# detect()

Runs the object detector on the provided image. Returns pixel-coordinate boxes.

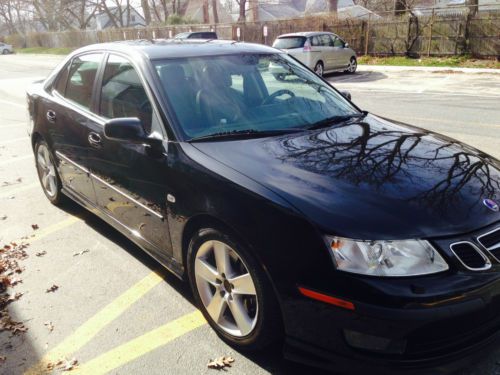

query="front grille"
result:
[478,227,500,251]
[450,242,490,270]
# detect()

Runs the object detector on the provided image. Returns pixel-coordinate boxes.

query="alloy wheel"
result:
[314,62,324,76]
[194,240,258,337]
[348,58,357,73]
[36,143,57,198]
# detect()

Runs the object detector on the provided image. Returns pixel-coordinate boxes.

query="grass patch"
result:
[358,55,500,69]
[16,47,74,55]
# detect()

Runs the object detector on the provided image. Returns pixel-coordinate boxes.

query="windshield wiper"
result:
[306,111,368,130]
[188,128,303,142]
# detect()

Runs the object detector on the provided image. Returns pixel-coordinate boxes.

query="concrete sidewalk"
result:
[358,64,500,74]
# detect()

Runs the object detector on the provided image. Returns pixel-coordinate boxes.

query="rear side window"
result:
[54,62,70,94]
[100,54,153,133]
[310,36,321,47]
[320,35,334,47]
[272,37,306,49]
[65,54,102,110]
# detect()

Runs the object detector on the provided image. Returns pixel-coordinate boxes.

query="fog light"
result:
[344,329,407,354]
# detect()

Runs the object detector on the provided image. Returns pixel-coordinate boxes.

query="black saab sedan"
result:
[27,40,500,373]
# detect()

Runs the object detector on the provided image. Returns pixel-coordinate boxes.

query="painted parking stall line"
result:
[24,269,168,375]
[72,311,206,375]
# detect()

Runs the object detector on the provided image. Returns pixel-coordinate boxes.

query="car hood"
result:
[191,114,500,239]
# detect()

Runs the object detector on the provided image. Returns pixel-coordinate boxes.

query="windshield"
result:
[154,53,359,140]
[272,37,306,49]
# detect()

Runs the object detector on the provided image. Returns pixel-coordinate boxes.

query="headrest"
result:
[159,64,186,88]
[201,64,232,88]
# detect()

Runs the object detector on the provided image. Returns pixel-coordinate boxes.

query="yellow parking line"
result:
[0,182,39,199]
[72,311,206,375]
[27,216,82,244]
[24,270,167,375]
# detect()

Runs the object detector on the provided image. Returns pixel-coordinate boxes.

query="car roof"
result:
[72,39,278,60]
[277,32,335,38]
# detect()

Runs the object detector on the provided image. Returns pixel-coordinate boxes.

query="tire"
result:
[35,139,65,206]
[2,49,8,55]
[345,57,357,74]
[314,61,324,77]
[187,227,282,351]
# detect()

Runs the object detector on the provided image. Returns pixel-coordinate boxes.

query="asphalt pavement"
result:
[0,53,499,375]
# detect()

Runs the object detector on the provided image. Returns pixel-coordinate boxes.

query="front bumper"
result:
[281,270,500,374]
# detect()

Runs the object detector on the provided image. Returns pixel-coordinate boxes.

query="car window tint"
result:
[54,62,70,95]
[65,54,102,109]
[333,37,344,47]
[319,35,333,47]
[154,53,358,139]
[100,55,153,134]
[272,37,306,49]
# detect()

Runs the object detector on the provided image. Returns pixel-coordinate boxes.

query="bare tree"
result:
[212,0,219,23]
[141,0,151,24]
[236,0,246,21]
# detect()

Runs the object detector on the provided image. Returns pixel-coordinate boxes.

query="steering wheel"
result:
[262,89,295,105]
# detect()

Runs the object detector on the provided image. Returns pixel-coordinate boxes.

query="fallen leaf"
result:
[0,215,6,221]
[35,251,47,257]
[73,249,89,257]
[31,224,39,230]
[207,356,235,370]
[0,355,5,363]
[46,285,59,293]
[44,321,54,332]
[61,358,78,371]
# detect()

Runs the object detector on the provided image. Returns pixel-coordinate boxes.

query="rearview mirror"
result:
[104,118,148,143]
[340,91,352,101]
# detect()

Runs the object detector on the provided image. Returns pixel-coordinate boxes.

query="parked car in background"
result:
[272,32,357,76]
[0,42,13,54]
[174,31,218,40]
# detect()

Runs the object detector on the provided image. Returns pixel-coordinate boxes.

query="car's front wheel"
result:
[187,228,281,350]
[35,140,64,205]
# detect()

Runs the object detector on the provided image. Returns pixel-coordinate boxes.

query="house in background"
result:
[95,5,146,30]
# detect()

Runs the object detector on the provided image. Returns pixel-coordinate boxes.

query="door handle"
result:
[88,132,102,148]
[46,110,56,123]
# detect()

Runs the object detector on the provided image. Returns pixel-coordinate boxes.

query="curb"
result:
[358,64,500,74]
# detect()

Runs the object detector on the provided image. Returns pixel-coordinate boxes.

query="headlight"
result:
[325,236,449,277]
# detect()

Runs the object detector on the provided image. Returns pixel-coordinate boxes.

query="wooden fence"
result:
[6,8,500,58]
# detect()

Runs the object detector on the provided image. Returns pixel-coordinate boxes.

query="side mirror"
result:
[104,117,148,143]
[344,43,349,48]
[340,91,352,101]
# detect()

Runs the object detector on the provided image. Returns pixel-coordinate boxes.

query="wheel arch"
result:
[31,131,43,151]
[180,212,285,316]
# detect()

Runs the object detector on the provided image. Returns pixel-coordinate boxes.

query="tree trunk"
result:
[238,0,246,22]
[212,0,219,23]
[141,0,151,24]
[202,0,209,23]
[328,0,338,12]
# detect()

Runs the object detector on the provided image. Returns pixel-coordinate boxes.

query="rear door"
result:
[49,53,104,204]
[87,53,173,259]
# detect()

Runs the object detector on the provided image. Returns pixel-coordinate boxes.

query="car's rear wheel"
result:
[2,49,8,55]
[187,227,281,350]
[314,61,324,77]
[35,140,64,205]
[345,57,357,74]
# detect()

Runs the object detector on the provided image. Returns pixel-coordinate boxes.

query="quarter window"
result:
[65,54,102,110]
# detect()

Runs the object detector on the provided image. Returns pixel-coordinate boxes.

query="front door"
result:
[50,53,104,205]
[88,54,173,260]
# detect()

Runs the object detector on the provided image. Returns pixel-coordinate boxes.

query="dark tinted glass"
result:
[54,62,70,94]
[65,54,102,109]
[100,55,153,133]
[272,37,306,49]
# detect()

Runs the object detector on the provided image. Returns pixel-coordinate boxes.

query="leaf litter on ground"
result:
[207,356,235,370]
[73,249,89,257]
[46,284,59,293]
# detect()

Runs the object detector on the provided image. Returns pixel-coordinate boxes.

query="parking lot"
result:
[0,53,499,374]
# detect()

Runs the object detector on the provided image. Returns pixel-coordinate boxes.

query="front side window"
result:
[65,53,102,109]
[333,36,344,48]
[100,55,153,133]
[154,53,358,140]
